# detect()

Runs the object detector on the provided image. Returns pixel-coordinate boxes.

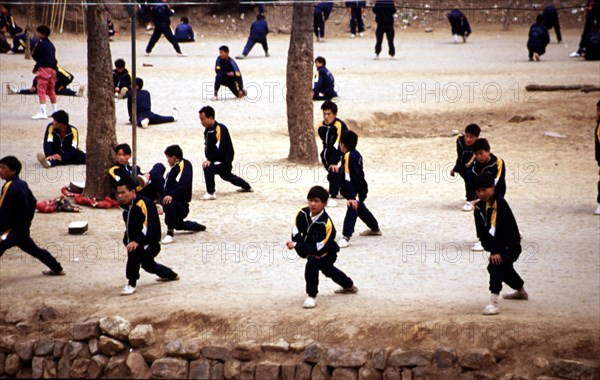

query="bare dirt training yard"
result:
[1,22,599,377]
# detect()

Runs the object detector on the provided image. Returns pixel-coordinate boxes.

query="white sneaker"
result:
[595,204,600,215]
[453,34,460,43]
[303,297,317,309]
[390,55,398,60]
[359,32,364,37]
[534,52,540,61]
[350,33,356,38]
[121,285,136,296]
[482,303,499,315]
[472,242,484,251]
[6,83,17,94]
[177,52,187,57]
[37,152,50,168]
[141,118,150,129]
[240,12,245,20]
[569,51,581,58]
[172,107,179,121]
[77,84,86,97]
[210,95,218,101]
[201,193,217,201]
[374,54,380,60]
[461,202,474,212]
[162,235,174,244]
[338,237,350,248]
[32,113,48,120]
[327,198,337,207]
[146,24,153,30]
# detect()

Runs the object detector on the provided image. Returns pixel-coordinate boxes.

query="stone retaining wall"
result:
[0,316,598,379]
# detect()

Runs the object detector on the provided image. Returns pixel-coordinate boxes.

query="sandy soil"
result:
[1,22,599,375]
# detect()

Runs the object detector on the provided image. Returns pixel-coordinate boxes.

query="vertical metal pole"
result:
[129,4,138,177]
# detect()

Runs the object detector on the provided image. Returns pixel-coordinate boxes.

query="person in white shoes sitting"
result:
[36,110,86,168]
[286,186,358,309]
[472,173,528,316]
[115,177,179,296]
[127,78,178,129]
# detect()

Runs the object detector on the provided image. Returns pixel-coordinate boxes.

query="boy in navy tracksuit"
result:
[338,130,382,248]
[199,106,253,200]
[542,3,562,42]
[594,100,600,215]
[345,1,366,38]
[37,110,86,168]
[373,0,396,59]
[127,78,177,128]
[472,173,527,315]
[286,185,358,309]
[31,25,58,120]
[450,123,481,211]
[313,1,333,42]
[0,156,65,275]
[237,14,269,59]
[116,177,179,296]
[527,14,550,61]
[213,45,245,100]
[318,100,348,206]
[108,143,165,202]
[447,9,471,43]
[113,58,131,99]
[313,56,337,101]
[145,0,185,56]
[0,5,24,53]
[161,145,205,244]
[174,17,195,43]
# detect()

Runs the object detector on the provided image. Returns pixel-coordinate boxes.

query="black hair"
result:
[115,58,126,69]
[307,185,329,203]
[471,138,491,153]
[471,172,495,191]
[321,100,338,115]
[36,25,51,37]
[257,14,265,20]
[114,143,132,155]
[135,77,144,89]
[116,176,137,191]
[340,130,358,151]
[536,14,544,24]
[464,123,481,137]
[219,45,229,53]
[596,100,600,107]
[181,16,189,23]
[315,56,326,66]
[199,106,215,119]
[0,155,21,176]
[51,110,69,125]
[164,145,183,160]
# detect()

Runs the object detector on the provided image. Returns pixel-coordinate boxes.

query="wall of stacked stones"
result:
[0,316,598,379]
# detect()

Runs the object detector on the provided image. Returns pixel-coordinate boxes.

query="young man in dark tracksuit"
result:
[472,173,527,315]
[572,0,600,57]
[338,130,382,248]
[0,5,24,53]
[313,1,333,42]
[373,0,396,59]
[542,3,562,42]
[450,123,481,211]
[127,77,177,128]
[237,14,269,59]
[116,177,179,296]
[213,45,245,100]
[318,100,348,207]
[108,143,165,201]
[145,0,186,56]
[174,17,194,43]
[470,138,506,198]
[313,56,338,101]
[594,100,600,215]
[161,145,205,244]
[37,110,86,168]
[199,106,253,200]
[113,58,131,99]
[286,185,358,309]
[447,9,472,43]
[346,1,366,38]
[527,14,550,61]
[0,156,64,275]
[31,25,58,120]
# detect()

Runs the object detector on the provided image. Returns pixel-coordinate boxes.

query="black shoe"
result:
[157,275,180,282]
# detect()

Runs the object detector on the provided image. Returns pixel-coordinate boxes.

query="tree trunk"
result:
[24,3,35,60]
[286,3,318,165]
[83,2,117,198]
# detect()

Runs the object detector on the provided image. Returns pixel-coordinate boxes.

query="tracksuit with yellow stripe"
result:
[0,176,63,272]
[318,117,348,198]
[291,207,354,298]
[453,134,476,201]
[470,153,506,197]
[42,123,86,167]
[121,194,177,287]
[108,162,165,201]
[164,159,204,233]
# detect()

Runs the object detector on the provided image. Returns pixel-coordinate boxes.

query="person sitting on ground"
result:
[313,56,338,101]
[7,66,85,97]
[36,110,86,168]
[127,77,178,128]
[174,16,195,43]
[0,22,11,53]
[113,58,131,99]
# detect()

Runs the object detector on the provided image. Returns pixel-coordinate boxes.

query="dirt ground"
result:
[1,22,599,376]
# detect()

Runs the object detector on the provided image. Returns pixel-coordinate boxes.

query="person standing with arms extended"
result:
[145,0,186,57]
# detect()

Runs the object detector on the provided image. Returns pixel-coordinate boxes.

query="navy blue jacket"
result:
[121,194,161,246]
[313,66,337,97]
[113,68,132,90]
[215,56,243,89]
[0,12,22,36]
[474,194,521,254]
[42,123,83,161]
[249,19,269,41]
[151,3,174,27]
[318,117,348,166]
[453,135,475,173]
[127,89,152,119]
[527,22,550,51]
[204,122,235,164]
[448,9,471,35]
[291,207,339,258]
[340,150,369,201]
[164,158,193,203]
[175,23,194,41]
[108,163,143,191]
[0,177,36,235]
[31,38,57,71]
[373,0,396,26]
